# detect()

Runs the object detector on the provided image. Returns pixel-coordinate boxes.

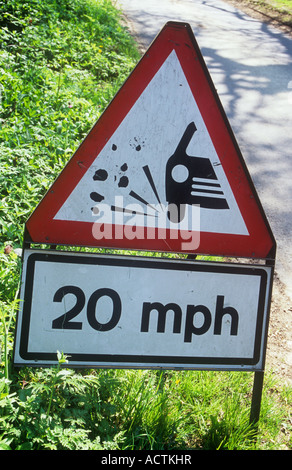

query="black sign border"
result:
[15,251,269,369]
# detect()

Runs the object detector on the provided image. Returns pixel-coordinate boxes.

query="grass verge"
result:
[231,0,292,28]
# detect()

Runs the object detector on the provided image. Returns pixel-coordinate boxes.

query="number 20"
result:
[52,286,122,331]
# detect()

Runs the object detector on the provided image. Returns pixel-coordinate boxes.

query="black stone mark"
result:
[91,206,100,215]
[130,137,145,151]
[118,176,129,188]
[112,144,117,151]
[93,169,108,181]
[120,163,128,171]
[90,192,104,202]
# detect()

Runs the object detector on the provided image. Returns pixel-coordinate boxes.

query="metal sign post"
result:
[249,252,276,426]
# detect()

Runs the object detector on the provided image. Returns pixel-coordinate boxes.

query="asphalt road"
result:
[118,0,292,300]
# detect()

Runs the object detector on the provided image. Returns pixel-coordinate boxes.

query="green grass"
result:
[1,355,291,450]
[240,0,292,26]
[256,0,292,14]
[0,0,291,451]
[0,0,140,246]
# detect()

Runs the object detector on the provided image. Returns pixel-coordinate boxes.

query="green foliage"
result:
[0,0,140,246]
[0,353,120,450]
[1,362,291,450]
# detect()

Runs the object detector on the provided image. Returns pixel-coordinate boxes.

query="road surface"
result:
[118,0,292,300]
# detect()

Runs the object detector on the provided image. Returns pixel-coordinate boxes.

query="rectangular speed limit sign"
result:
[14,249,272,370]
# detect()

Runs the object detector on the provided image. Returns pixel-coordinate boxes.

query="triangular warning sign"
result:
[25,22,275,258]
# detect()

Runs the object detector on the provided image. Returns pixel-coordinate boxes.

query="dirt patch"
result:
[225,0,292,36]
[222,256,292,384]
[266,274,292,385]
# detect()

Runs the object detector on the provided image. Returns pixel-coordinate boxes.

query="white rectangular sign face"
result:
[14,250,272,370]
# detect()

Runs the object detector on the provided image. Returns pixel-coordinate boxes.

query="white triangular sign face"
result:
[26,22,275,258]
[54,51,248,237]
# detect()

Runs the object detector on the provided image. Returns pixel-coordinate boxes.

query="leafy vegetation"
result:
[0,0,291,451]
[0,0,140,246]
